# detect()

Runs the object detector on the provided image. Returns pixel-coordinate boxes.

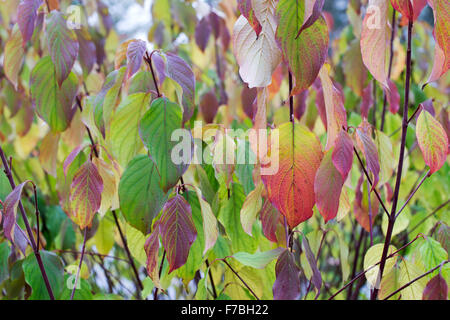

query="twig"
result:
[144,51,162,97]
[153,250,166,300]
[0,147,55,300]
[222,259,260,300]
[205,259,217,299]
[407,200,450,235]
[394,169,430,219]
[383,261,449,300]
[70,227,88,300]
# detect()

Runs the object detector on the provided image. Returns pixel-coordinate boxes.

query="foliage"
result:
[0,0,448,301]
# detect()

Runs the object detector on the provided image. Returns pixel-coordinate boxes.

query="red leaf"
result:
[69,160,103,229]
[385,79,400,114]
[332,130,354,181]
[391,0,414,21]
[76,29,97,76]
[273,249,301,300]
[241,84,257,119]
[159,195,197,273]
[145,220,162,289]
[315,150,345,222]
[356,123,380,191]
[422,273,448,300]
[237,0,262,37]
[195,16,212,52]
[360,82,374,119]
[260,199,281,243]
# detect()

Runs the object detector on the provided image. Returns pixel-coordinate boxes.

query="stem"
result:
[288,72,294,122]
[153,250,166,300]
[70,228,88,300]
[205,259,217,299]
[112,210,144,295]
[353,147,390,218]
[0,147,55,300]
[144,52,162,97]
[347,227,365,299]
[223,259,260,300]
[75,96,99,158]
[366,178,373,246]
[383,261,448,300]
[380,10,397,132]
[408,200,450,235]
[371,20,413,300]
[329,234,421,300]
[372,79,377,128]
[394,169,430,219]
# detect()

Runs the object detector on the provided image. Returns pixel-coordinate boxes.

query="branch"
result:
[0,146,55,300]
[394,169,430,219]
[371,20,414,300]
[222,259,260,300]
[153,250,166,300]
[383,261,449,300]
[205,259,217,299]
[408,200,450,235]
[144,51,162,98]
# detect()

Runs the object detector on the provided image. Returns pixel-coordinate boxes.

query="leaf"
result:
[3,181,30,252]
[356,123,380,191]
[38,131,60,177]
[17,0,43,45]
[75,28,97,76]
[93,213,115,255]
[69,160,103,229]
[261,123,323,228]
[273,249,301,300]
[422,273,448,300]
[30,56,78,132]
[93,158,119,216]
[140,97,192,192]
[218,183,257,254]
[276,0,329,94]
[301,234,322,294]
[260,199,282,243]
[332,130,354,181]
[375,129,395,185]
[391,0,414,21]
[144,221,161,288]
[199,91,219,124]
[0,242,11,284]
[159,195,197,273]
[232,0,281,88]
[416,109,448,175]
[46,11,79,85]
[360,82,374,119]
[4,26,24,89]
[426,0,450,83]
[126,39,147,78]
[364,243,397,288]
[240,182,264,236]
[417,237,448,272]
[195,16,212,52]
[160,52,196,123]
[119,155,167,234]
[385,79,400,114]
[295,0,325,38]
[192,186,218,254]
[360,0,390,87]
[399,259,427,300]
[237,0,262,36]
[343,39,367,97]
[315,150,345,222]
[318,65,347,150]
[232,247,285,269]
[22,251,64,300]
[125,223,147,266]
[109,93,151,167]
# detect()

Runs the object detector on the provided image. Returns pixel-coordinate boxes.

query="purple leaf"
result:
[3,182,30,251]
[165,52,196,123]
[241,84,257,119]
[195,16,212,52]
[126,40,147,79]
[423,273,448,300]
[295,90,308,120]
[237,0,262,37]
[159,195,197,273]
[97,1,113,35]
[199,91,219,124]
[273,249,301,300]
[360,81,373,119]
[332,130,354,181]
[63,145,86,176]
[17,0,43,45]
[296,0,325,38]
[46,11,79,85]
[76,29,96,76]
[145,220,161,288]
[301,234,322,295]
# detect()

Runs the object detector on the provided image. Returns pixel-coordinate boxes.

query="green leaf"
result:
[4,25,24,89]
[232,247,285,269]
[109,93,151,167]
[140,97,192,192]
[119,155,167,234]
[60,276,93,300]
[30,56,78,132]
[22,251,64,300]
[0,242,11,284]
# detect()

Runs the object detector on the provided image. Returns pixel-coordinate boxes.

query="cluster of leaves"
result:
[0,0,448,300]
